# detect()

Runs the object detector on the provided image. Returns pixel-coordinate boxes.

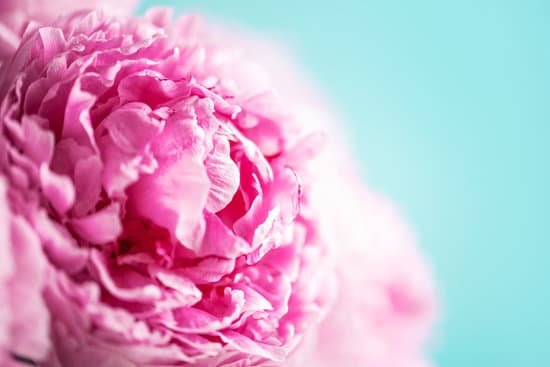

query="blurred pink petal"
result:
[0,178,50,364]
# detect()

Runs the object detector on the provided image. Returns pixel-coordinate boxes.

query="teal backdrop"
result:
[139,1,550,365]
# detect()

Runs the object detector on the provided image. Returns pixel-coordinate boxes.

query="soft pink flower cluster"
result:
[0,3,436,367]
[288,174,436,367]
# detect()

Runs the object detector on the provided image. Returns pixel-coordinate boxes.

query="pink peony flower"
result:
[0,0,137,63]
[0,8,335,366]
[0,4,437,366]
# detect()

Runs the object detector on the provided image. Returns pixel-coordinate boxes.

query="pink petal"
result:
[62,77,97,150]
[198,211,249,258]
[37,27,65,65]
[118,71,185,106]
[205,135,239,213]
[176,256,235,285]
[99,134,158,198]
[126,154,209,249]
[216,330,285,362]
[70,203,122,244]
[101,102,164,154]
[22,115,54,165]
[88,251,163,303]
[149,267,202,306]
[72,155,102,217]
[40,164,75,215]
[31,210,87,274]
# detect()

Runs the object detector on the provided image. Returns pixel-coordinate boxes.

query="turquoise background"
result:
[139,1,550,365]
